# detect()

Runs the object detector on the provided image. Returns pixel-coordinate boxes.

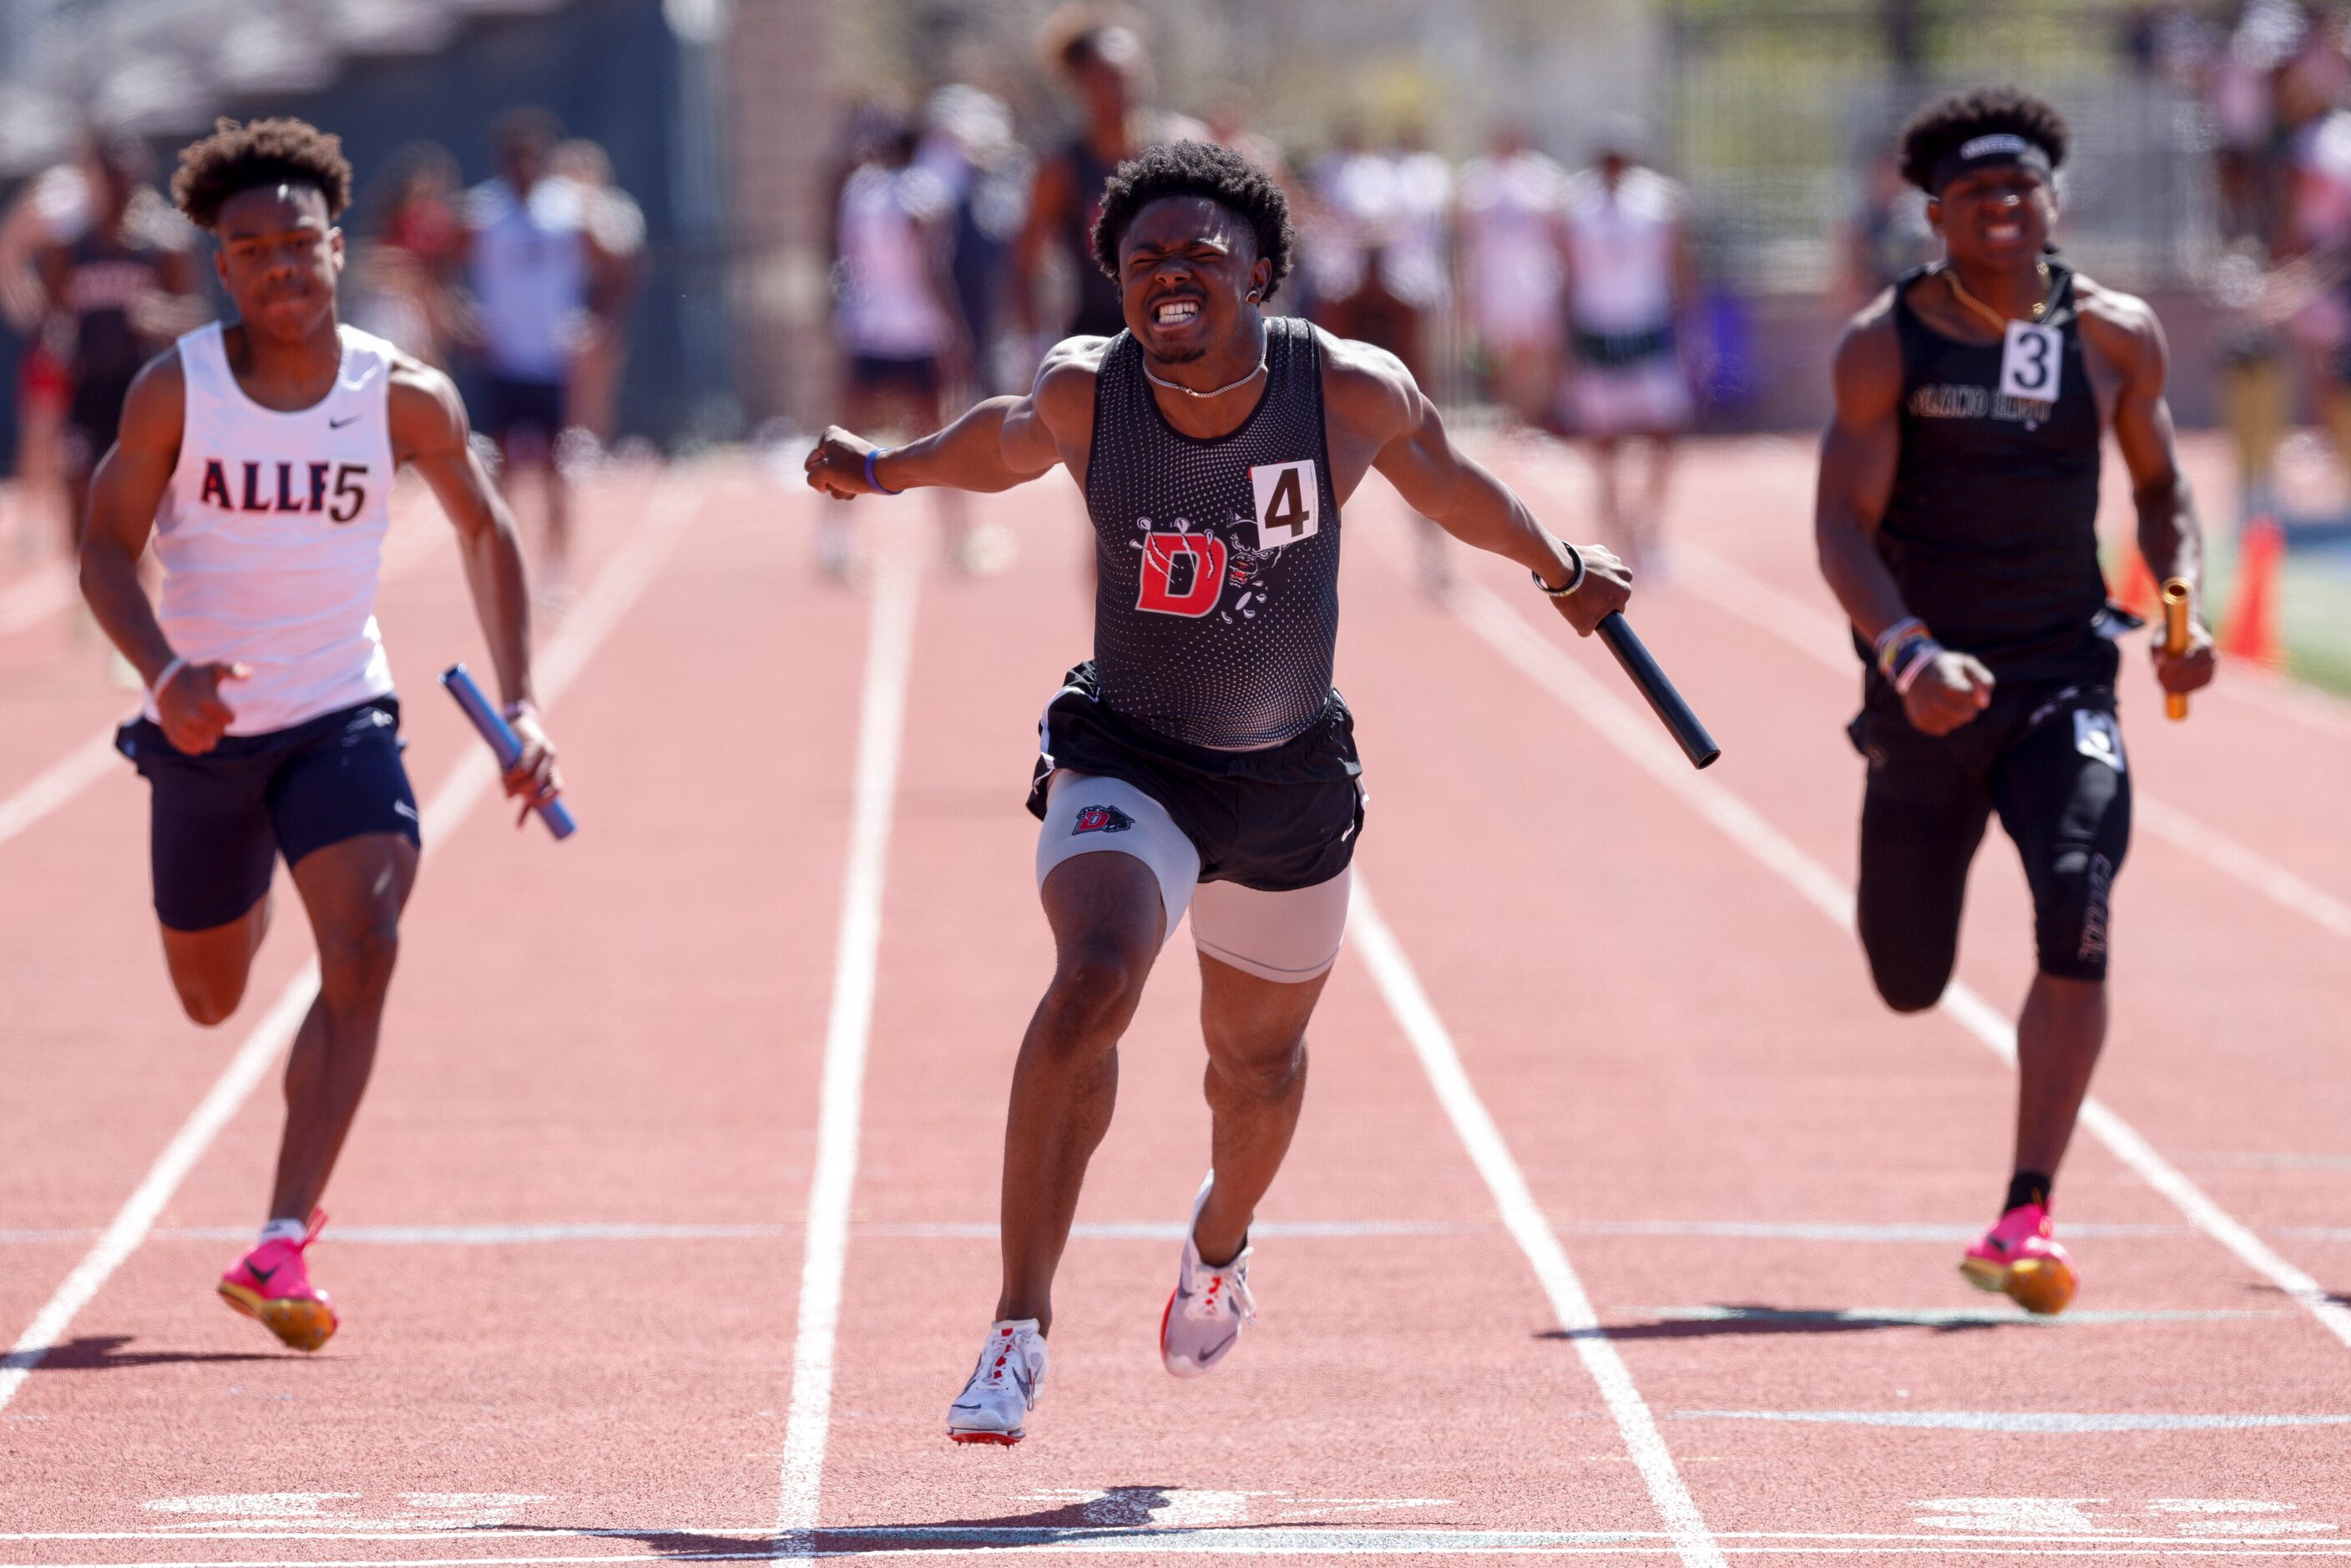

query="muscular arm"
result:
[388,365,535,709]
[1336,337,1631,632]
[1814,310,1912,643]
[2084,290,2215,694]
[804,341,1092,498]
[1816,301,1994,732]
[389,361,559,807]
[78,351,185,687]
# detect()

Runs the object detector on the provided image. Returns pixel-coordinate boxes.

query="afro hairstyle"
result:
[1898,87,2070,193]
[1090,139,1296,301]
[170,117,352,230]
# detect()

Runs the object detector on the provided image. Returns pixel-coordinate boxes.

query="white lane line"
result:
[0,1218,1483,1246]
[1562,1219,2188,1242]
[771,547,918,1561]
[1447,575,2351,1353]
[1681,1409,2351,1433]
[0,730,120,849]
[0,562,73,635]
[0,474,708,1412]
[1347,882,1726,1568]
[1672,543,2351,945]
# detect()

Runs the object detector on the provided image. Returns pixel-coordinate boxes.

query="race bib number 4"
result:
[1250,459,1320,547]
[2000,321,2064,403]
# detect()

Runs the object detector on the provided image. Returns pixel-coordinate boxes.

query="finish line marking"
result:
[0,474,710,1414]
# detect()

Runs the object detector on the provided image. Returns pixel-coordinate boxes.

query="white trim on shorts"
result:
[1034,771,1352,984]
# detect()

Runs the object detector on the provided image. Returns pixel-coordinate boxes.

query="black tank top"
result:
[1085,316,1342,750]
[62,230,171,389]
[1061,137,1128,337]
[1879,263,2109,681]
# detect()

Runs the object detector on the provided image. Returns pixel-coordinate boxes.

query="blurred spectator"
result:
[1454,123,1570,432]
[458,107,611,597]
[0,157,92,559]
[1014,6,1204,351]
[552,138,646,448]
[349,141,463,367]
[918,84,1029,397]
[1560,118,1696,573]
[37,132,201,550]
[824,115,995,577]
[1837,149,1933,313]
[1307,122,1454,591]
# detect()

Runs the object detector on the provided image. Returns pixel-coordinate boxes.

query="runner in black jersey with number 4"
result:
[1817,90,2215,1317]
[806,140,1630,1444]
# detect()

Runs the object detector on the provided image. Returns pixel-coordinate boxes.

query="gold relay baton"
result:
[2161,578,2192,721]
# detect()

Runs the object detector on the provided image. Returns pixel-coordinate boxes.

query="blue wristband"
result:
[864,448,902,496]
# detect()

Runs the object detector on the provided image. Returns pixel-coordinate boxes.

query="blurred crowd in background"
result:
[14,0,2351,579]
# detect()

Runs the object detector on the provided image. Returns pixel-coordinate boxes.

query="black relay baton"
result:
[1595,612,1721,770]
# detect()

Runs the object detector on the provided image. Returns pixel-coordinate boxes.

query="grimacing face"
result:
[214,183,343,343]
[1930,163,2055,274]
[1115,195,1272,366]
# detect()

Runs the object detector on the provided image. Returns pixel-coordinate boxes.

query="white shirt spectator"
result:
[464,176,590,383]
[1456,148,1570,346]
[833,162,954,361]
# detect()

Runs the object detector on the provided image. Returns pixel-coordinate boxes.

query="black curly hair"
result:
[1898,87,2069,193]
[170,117,353,230]
[1090,140,1296,301]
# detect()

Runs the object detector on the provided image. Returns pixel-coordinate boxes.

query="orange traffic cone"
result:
[2111,542,2160,620]
[2220,514,2285,667]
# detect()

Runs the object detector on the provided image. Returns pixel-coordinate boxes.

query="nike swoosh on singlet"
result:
[328,414,362,428]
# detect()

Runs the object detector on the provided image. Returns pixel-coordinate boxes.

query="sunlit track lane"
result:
[0,464,864,1549]
[1338,482,2351,1548]
[809,484,1666,1550]
[1481,439,2351,1254]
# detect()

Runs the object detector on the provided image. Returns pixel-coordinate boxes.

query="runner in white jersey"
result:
[80,119,563,1354]
[1454,125,1570,431]
[1560,119,1697,571]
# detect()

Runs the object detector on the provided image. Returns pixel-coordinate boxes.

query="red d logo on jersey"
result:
[1137,531,1227,618]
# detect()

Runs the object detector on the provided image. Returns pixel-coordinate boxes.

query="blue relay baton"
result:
[439,663,577,840]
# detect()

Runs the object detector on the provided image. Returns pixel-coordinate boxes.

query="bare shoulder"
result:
[1829,290,1903,408]
[1029,333,1112,432]
[116,343,189,448]
[1313,323,1418,438]
[2071,272,2166,375]
[386,352,468,431]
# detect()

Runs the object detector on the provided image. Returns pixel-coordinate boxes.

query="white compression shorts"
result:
[1034,771,1352,984]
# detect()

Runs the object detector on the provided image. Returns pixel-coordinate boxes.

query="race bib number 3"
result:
[2000,321,2064,402]
[1250,459,1320,547]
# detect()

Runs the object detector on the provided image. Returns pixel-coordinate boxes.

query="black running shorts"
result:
[1849,663,2131,1004]
[1027,662,1365,893]
[116,697,421,932]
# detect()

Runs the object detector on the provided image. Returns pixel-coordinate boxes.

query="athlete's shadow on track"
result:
[18,1334,287,1369]
[1547,1306,2037,1339]
[508,1489,1321,1558]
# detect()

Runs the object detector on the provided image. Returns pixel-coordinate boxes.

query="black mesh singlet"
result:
[1875,263,2109,681]
[1085,316,1342,750]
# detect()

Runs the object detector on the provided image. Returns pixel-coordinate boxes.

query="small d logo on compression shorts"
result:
[1073,804,1135,834]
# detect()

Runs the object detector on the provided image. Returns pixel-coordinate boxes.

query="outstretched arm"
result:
[803,345,1084,498]
[1351,348,1631,633]
[389,364,559,814]
[2093,300,2215,698]
[1815,310,1993,735]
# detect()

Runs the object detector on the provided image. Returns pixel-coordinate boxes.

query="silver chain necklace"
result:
[1140,357,1267,399]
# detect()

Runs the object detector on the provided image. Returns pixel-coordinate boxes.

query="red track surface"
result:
[4,441,2349,1563]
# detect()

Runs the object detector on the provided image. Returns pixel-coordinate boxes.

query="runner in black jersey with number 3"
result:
[1817,90,2215,1317]
[806,140,1630,1444]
